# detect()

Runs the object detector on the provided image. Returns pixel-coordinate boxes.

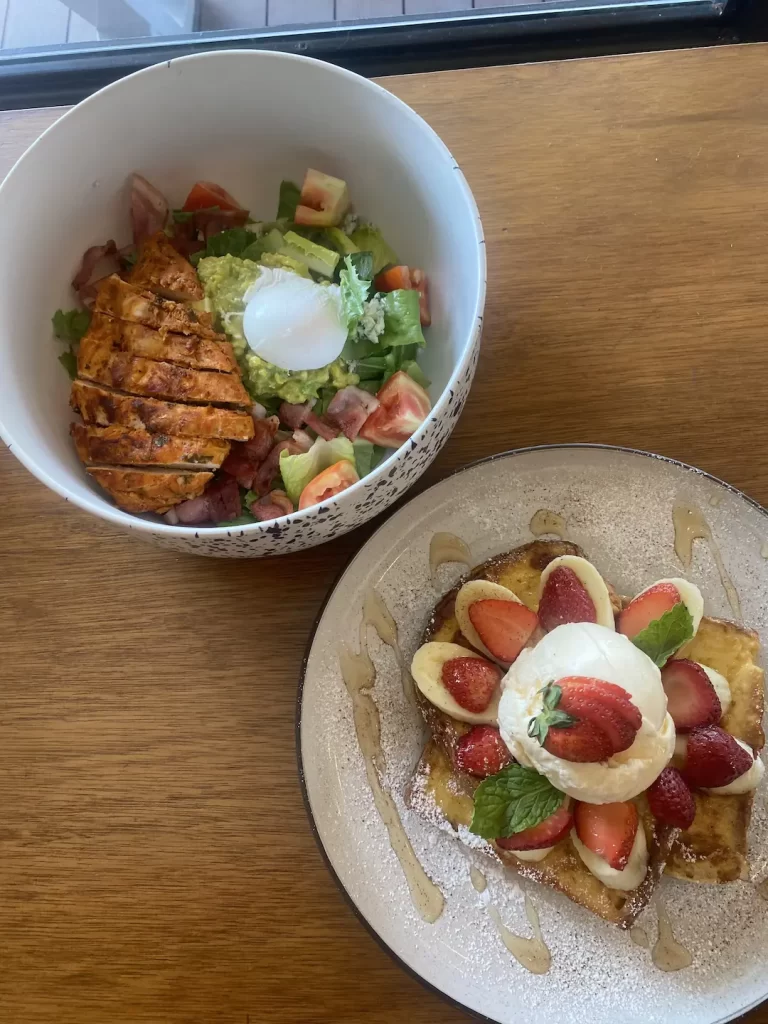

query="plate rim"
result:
[295,442,768,1024]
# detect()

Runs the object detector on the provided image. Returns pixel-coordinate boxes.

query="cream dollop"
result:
[571,822,648,890]
[498,622,675,803]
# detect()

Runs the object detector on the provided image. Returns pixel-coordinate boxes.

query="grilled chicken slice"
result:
[71,423,230,469]
[129,231,204,302]
[94,275,218,339]
[84,313,237,373]
[87,466,212,514]
[71,380,255,441]
[77,333,250,407]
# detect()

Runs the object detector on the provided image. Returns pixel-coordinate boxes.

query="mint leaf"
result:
[470,763,566,840]
[52,308,90,344]
[631,601,694,667]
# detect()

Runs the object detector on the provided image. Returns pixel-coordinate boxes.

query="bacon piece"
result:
[174,495,210,525]
[250,489,294,522]
[304,410,339,441]
[279,401,312,431]
[253,433,312,496]
[326,386,380,441]
[130,173,169,245]
[220,416,279,488]
[173,475,241,525]
[72,240,118,303]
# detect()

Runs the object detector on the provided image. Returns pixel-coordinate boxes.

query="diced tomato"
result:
[298,460,359,511]
[374,265,431,327]
[182,181,243,213]
[358,371,431,448]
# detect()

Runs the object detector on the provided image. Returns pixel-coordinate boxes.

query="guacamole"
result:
[197,254,358,404]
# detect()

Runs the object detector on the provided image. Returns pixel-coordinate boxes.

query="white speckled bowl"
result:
[0,50,484,558]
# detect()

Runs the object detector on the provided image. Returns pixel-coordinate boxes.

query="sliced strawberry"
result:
[646,766,695,829]
[496,800,573,851]
[574,800,639,870]
[660,659,721,731]
[617,582,680,639]
[541,718,613,763]
[455,725,512,778]
[538,566,596,632]
[441,657,502,713]
[558,676,642,754]
[683,724,754,789]
[468,599,538,664]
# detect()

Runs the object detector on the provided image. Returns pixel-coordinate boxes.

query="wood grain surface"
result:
[2,44,768,1024]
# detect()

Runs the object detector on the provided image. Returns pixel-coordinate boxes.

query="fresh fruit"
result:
[455,725,512,778]
[528,677,641,762]
[538,566,597,632]
[374,265,431,326]
[496,801,573,851]
[684,724,754,789]
[298,460,359,510]
[617,582,680,639]
[182,180,243,213]
[468,599,539,664]
[646,767,696,829]
[574,800,639,870]
[661,659,721,731]
[441,657,502,714]
[358,371,431,448]
[294,168,350,227]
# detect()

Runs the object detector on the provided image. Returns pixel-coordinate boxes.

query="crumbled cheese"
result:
[342,210,360,236]
[355,295,385,346]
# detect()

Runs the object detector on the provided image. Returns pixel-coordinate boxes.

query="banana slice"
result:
[538,555,615,630]
[411,641,501,725]
[454,579,524,664]
[508,847,553,863]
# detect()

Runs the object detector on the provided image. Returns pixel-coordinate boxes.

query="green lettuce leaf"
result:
[352,439,376,478]
[470,763,566,840]
[58,349,78,380]
[279,436,356,505]
[379,290,426,349]
[348,250,374,282]
[631,602,694,667]
[401,359,430,389]
[52,308,90,344]
[339,255,371,332]
[277,180,301,220]
[350,225,398,275]
[203,227,261,259]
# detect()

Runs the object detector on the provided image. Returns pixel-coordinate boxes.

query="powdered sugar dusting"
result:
[300,447,768,1024]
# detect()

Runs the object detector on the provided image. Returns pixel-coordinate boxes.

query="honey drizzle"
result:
[429,532,472,579]
[529,509,567,539]
[651,902,692,972]
[363,588,415,705]
[672,503,741,619]
[488,894,551,975]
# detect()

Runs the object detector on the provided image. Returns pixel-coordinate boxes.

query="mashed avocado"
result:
[198,254,358,404]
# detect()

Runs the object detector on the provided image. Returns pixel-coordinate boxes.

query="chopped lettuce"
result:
[352,439,376,478]
[339,255,371,332]
[279,436,356,505]
[53,308,90,344]
[277,180,301,221]
[201,227,261,259]
[58,349,78,379]
[350,224,398,275]
[379,290,426,348]
[401,359,431,389]
[347,250,374,282]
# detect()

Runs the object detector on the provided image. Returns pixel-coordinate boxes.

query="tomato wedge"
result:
[298,460,359,511]
[358,370,431,448]
[374,265,431,327]
[182,181,243,213]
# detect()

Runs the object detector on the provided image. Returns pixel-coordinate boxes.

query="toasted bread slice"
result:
[71,380,255,442]
[94,275,218,339]
[78,332,250,407]
[86,465,212,514]
[129,231,204,302]
[665,616,764,882]
[71,423,230,470]
[85,313,237,373]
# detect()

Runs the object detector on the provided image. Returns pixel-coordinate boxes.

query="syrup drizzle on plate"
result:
[630,925,650,948]
[362,588,415,705]
[429,532,473,580]
[488,894,551,975]
[672,503,741,619]
[651,902,692,972]
[339,613,444,924]
[529,509,567,539]
[470,867,487,893]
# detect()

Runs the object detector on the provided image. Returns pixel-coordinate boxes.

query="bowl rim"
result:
[0,47,486,538]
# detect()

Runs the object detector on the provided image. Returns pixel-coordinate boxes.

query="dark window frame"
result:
[0,0,763,111]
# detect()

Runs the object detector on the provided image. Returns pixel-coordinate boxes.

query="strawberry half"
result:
[660,659,721,731]
[496,800,573,851]
[646,766,695,829]
[683,724,754,789]
[528,677,641,763]
[455,725,513,778]
[468,599,538,664]
[538,566,596,632]
[574,800,639,870]
[441,656,502,713]
[617,582,680,639]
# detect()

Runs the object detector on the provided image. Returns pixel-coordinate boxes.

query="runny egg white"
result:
[242,267,346,371]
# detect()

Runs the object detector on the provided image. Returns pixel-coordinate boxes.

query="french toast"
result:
[406,541,765,926]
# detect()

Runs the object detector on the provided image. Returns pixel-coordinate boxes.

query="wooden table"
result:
[2,42,768,1024]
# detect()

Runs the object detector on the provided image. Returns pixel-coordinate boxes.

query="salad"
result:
[55,169,433,526]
